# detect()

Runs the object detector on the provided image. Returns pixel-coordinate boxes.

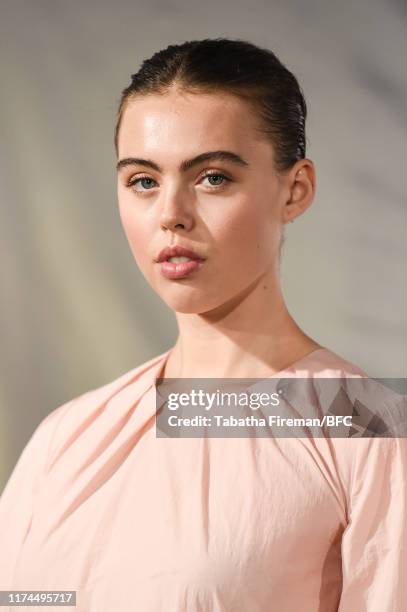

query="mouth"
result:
[156,245,206,280]
[156,245,205,262]
[160,257,204,279]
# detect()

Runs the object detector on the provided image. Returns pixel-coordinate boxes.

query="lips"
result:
[156,245,205,263]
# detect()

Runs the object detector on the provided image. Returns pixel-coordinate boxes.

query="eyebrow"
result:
[116,150,249,173]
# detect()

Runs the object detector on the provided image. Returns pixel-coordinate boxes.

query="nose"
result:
[159,187,195,233]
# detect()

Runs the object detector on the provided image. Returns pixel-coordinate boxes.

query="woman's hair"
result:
[114,38,307,173]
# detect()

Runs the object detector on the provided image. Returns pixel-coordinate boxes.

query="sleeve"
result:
[338,436,407,611]
[0,406,67,588]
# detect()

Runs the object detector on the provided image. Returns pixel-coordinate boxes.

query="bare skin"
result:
[116,86,322,378]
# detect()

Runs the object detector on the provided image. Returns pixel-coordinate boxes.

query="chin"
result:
[156,283,226,315]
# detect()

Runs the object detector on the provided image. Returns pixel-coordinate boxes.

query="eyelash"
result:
[126,171,231,193]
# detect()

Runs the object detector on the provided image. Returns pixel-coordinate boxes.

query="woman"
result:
[0,38,405,611]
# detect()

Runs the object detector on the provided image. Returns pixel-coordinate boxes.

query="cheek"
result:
[209,194,277,274]
[118,193,152,270]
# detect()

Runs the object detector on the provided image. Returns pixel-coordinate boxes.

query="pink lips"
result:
[156,245,205,279]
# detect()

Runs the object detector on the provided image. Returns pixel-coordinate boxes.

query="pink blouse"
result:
[0,347,406,611]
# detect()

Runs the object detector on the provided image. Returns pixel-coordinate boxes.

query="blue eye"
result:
[202,173,230,187]
[207,174,224,185]
[126,172,230,193]
[128,176,158,191]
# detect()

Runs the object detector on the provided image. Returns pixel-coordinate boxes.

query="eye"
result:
[127,175,158,192]
[200,172,230,188]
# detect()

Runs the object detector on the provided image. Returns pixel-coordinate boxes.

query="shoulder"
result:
[21,350,170,478]
[48,348,169,415]
[76,349,170,402]
[304,348,406,502]
[304,347,369,378]
[316,348,407,436]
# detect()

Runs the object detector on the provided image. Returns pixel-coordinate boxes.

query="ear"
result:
[282,160,316,224]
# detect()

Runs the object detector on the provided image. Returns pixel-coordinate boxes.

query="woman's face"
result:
[117,88,293,314]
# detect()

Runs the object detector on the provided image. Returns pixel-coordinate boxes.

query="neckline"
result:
[153,346,328,387]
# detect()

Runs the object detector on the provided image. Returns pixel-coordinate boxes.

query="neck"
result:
[164,267,321,378]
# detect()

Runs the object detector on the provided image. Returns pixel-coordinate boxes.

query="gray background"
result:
[1,0,406,491]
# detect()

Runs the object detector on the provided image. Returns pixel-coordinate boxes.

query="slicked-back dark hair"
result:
[114,38,307,173]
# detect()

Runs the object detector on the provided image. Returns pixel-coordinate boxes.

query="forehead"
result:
[117,89,270,160]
